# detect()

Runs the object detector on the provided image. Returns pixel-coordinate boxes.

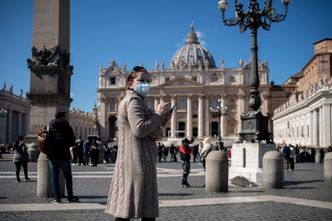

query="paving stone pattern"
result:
[0,159,331,221]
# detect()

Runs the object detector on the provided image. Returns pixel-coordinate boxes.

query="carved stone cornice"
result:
[27,45,73,73]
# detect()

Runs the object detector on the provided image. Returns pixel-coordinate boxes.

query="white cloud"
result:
[196,31,207,47]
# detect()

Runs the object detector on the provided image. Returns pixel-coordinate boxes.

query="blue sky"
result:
[1,0,332,112]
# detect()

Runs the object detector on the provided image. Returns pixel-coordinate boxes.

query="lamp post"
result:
[210,99,229,150]
[0,107,8,118]
[217,0,290,142]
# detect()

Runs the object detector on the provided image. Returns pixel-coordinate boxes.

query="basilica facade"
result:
[97,26,281,142]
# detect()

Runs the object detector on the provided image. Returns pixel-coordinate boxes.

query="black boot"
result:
[181,178,190,188]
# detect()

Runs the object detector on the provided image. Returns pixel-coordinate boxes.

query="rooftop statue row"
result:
[1,81,25,98]
[274,77,331,115]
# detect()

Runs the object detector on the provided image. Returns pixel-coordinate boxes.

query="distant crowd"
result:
[276,142,332,171]
[1,139,332,166]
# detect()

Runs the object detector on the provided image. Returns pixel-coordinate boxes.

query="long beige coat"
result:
[105,90,164,218]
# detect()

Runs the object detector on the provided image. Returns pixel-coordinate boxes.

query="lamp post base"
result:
[239,111,271,143]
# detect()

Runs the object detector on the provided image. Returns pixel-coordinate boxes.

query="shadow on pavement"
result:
[158,193,194,196]
[284,180,324,186]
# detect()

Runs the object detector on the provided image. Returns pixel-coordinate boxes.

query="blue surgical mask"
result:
[134,81,150,97]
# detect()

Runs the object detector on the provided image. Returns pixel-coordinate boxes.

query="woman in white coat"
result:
[105,66,171,221]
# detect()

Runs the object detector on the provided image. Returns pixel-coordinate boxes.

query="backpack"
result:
[282,146,290,157]
[36,126,51,155]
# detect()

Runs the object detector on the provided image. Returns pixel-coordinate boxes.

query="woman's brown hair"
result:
[127,66,148,84]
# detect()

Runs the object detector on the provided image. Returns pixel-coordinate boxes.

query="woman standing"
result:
[199,137,213,171]
[13,136,30,182]
[105,66,171,221]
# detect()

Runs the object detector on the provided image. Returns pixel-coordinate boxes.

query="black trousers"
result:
[15,161,28,180]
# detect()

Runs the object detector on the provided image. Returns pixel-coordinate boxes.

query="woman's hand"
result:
[156,101,170,114]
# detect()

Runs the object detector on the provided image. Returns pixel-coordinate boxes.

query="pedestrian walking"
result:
[192,144,199,162]
[90,139,99,167]
[47,111,79,203]
[289,145,295,171]
[157,142,163,162]
[179,136,195,187]
[76,137,84,165]
[170,144,177,162]
[13,136,30,182]
[162,145,169,162]
[105,66,171,221]
[83,138,90,166]
[281,141,290,170]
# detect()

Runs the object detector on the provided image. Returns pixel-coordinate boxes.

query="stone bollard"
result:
[315,150,321,164]
[37,152,65,198]
[263,151,284,189]
[27,143,40,162]
[205,150,228,192]
[324,152,332,182]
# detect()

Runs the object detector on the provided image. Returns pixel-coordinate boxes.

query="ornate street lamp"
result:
[92,104,100,136]
[210,99,229,150]
[0,107,8,118]
[218,0,290,142]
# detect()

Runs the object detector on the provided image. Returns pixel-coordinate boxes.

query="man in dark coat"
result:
[48,111,78,203]
[179,137,194,187]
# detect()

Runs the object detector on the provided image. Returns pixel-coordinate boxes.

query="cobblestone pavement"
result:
[0,159,331,221]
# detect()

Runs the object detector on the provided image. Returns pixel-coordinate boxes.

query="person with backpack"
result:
[281,141,290,170]
[48,111,79,203]
[179,136,195,187]
[13,136,30,182]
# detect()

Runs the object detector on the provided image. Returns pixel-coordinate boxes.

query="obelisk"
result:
[27,0,72,198]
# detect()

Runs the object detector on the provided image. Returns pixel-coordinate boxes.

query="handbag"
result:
[36,125,51,155]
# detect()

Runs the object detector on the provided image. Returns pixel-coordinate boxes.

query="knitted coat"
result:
[105,90,164,218]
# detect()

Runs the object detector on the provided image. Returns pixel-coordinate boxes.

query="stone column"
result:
[0,113,6,143]
[7,109,12,143]
[107,99,111,113]
[309,111,314,145]
[322,104,331,147]
[204,96,210,136]
[313,109,319,146]
[198,95,204,139]
[186,96,192,137]
[220,95,227,137]
[18,112,22,137]
[319,106,323,147]
[171,96,176,138]
[154,97,159,111]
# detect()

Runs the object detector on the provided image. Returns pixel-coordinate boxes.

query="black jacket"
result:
[48,117,75,160]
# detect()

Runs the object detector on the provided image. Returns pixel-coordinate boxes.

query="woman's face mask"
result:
[134,81,150,97]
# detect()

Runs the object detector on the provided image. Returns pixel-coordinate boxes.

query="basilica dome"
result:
[170,25,216,70]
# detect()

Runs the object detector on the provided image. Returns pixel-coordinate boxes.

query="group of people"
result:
[278,142,332,171]
[157,142,178,162]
